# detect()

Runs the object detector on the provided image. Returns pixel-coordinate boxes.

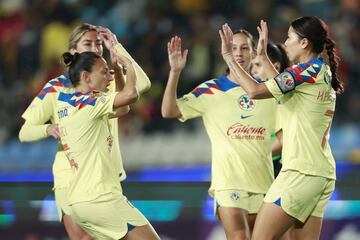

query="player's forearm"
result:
[224,56,272,99]
[258,55,279,80]
[115,43,151,93]
[161,70,182,118]
[113,64,126,91]
[19,121,49,142]
[114,61,138,108]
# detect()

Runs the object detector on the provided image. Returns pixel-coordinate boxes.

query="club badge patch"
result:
[275,71,295,93]
[238,94,255,110]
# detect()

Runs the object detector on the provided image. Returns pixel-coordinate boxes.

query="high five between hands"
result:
[97,27,131,69]
[219,20,269,62]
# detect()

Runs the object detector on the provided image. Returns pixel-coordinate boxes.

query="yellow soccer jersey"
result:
[265,58,336,179]
[22,75,75,189]
[58,90,122,204]
[107,81,126,181]
[177,75,278,195]
[21,75,126,189]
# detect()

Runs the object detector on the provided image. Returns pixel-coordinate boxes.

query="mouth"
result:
[235,59,244,65]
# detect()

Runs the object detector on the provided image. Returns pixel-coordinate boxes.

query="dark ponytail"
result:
[291,16,344,94]
[325,38,344,94]
[62,51,101,86]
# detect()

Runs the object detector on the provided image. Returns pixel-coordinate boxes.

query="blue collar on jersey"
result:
[216,75,240,90]
[61,72,73,87]
[308,57,324,65]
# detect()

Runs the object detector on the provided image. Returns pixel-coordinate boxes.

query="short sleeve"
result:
[87,92,117,119]
[176,91,206,122]
[265,61,323,100]
[22,87,57,124]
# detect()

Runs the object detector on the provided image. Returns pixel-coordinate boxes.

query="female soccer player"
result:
[57,51,159,240]
[162,32,280,239]
[219,16,344,239]
[19,23,150,239]
[251,42,290,178]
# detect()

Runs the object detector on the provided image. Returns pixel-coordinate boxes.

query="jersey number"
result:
[57,109,68,119]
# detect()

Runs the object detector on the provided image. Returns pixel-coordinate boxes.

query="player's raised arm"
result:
[161,36,188,119]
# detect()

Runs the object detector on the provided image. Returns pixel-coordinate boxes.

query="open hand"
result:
[219,23,234,61]
[256,20,269,56]
[167,36,188,72]
[97,27,118,51]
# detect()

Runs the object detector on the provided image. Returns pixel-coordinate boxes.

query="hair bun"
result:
[62,52,80,66]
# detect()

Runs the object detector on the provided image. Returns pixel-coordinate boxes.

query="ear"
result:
[69,48,77,55]
[300,38,310,49]
[81,71,91,83]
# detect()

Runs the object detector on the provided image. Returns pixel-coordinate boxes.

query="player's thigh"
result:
[263,170,331,223]
[252,202,295,240]
[62,214,92,240]
[291,216,323,240]
[123,224,160,240]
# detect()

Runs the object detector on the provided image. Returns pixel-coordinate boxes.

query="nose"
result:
[233,47,241,56]
[91,44,102,55]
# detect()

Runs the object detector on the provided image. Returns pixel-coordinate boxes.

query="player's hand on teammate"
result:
[46,124,61,140]
[219,23,234,62]
[97,27,118,50]
[256,20,269,57]
[167,36,188,72]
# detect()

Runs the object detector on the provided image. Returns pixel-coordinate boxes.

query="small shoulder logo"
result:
[230,192,240,201]
[238,95,255,110]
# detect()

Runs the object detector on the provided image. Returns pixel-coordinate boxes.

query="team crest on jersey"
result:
[238,95,255,110]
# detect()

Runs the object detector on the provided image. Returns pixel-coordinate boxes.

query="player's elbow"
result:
[161,107,179,119]
[127,90,139,104]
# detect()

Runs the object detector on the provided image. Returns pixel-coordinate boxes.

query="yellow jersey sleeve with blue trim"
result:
[176,80,218,121]
[21,74,75,189]
[177,76,277,194]
[265,58,336,179]
[114,43,151,94]
[57,91,116,120]
[22,75,72,124]
[58,91,121,204]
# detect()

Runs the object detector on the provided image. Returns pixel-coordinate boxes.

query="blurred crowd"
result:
[1,0,360,143]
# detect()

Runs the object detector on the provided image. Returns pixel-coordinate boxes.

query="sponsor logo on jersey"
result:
[227,123,267,140]
[240,114,253,119]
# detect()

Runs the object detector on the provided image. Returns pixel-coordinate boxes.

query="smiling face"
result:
[87,58,113,92]
[284,26,304,63]
[232,32,254,72]
[72,30,103,56]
